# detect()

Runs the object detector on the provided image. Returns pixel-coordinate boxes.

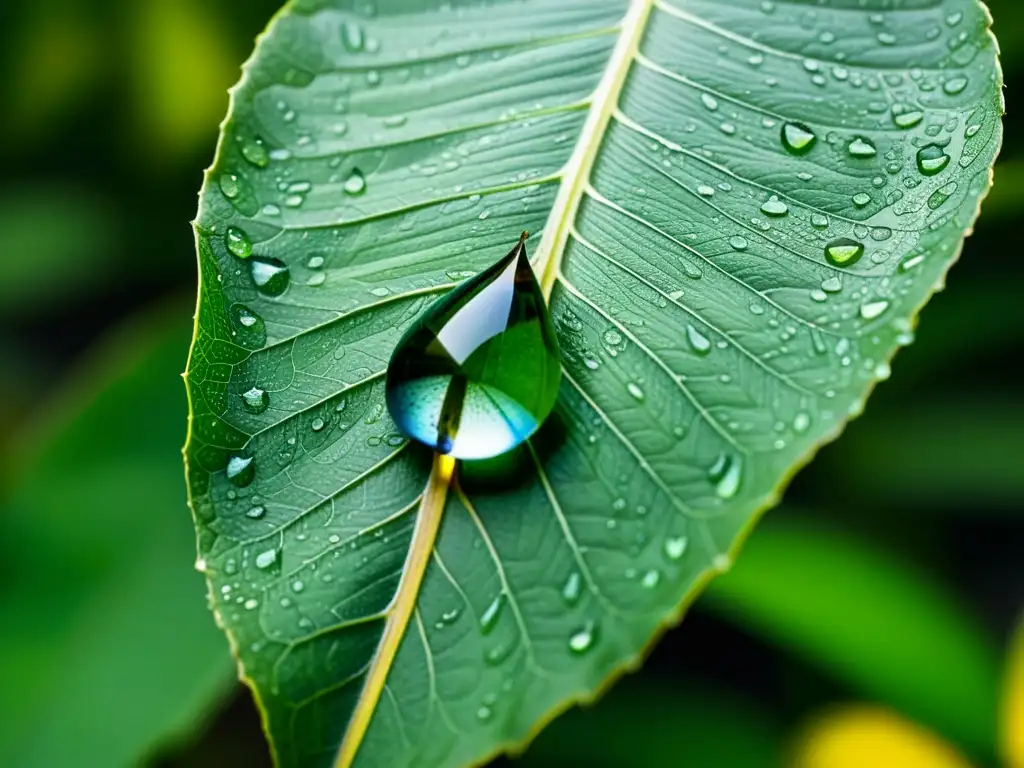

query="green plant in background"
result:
[183,1,1003,767]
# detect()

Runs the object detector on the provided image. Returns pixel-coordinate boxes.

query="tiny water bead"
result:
[385,233,561,460]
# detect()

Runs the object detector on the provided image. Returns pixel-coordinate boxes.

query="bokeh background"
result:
[0,1,1021,767]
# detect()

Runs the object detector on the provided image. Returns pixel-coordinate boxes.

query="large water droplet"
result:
[255,548,278,570]
[241,138,269,168]
[686,325,712,356]
[824,238,865,267]
[568,621,597,654]
[251,257,291,296]
[708,453,742,499]
[241,387,269,414]
[664,536,688,561]
[562,572,582,605]
[480,593,505,634]
[916,144,951,176]
[226,226,252,259]
[781,122,816,154]
[385,233,561,460]
[226,454,255,487]
[341,21,365,52]
[847,137,877,158]
[761,196,789,217]
[344,169,367,196]
[860,299,890,320]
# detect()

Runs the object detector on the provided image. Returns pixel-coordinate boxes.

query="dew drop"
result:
[860,299,890,320]
[251,257,291,296]
[341,21,365,52]
[241,139,269,168]
[824,238,865,267]
[761,196,789,217]
[220,173,240,199]
[664,536,688,561]
[708,453,742,499]
[241,387,270,414]
[781,122,816,154]
[226,455,255,487]
[847,137,877,158]
[255,548,278,570]
[385,234,561,460]
[568,621,597,654]
[562,572,582,605]
[480,594,505,634]
[344,169,367,195]
[226,226,252,259]
[916,144,951,176]
[686,325,712,356]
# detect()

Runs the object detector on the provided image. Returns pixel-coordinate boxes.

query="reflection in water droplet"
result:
[568,621,597,654]
[251,257,291,296]
[220,173,240,199]
[916,144,951,176]
[860,299,890,320]
[761,196,788,217]
[255,548,278,570]
[664,536,688,561]
[708,453,742,499]
[242,139,270,168]
[562,572,582,605]
[641,570,661,589]
[226,226,252,259]
[892,107,924,129]
[344,169,367,195]
[226,455,255,487]
[385,234,561,460]
[341,21,365,52]
[241,387,270,414]
[480,593,505,634]
[781,122,816,154]
[824,238,865,267]
[686,325,712,356]
[847,137,877,158]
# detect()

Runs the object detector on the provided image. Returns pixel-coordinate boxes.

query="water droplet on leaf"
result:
[824,238,865,267]
[385,233,561,460]
[781,122,816,154]
[251,257,291,296]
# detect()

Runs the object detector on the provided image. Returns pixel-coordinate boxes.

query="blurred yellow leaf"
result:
[1005,617,1024,768]
[792,705,974,768]
[132,0,235,158]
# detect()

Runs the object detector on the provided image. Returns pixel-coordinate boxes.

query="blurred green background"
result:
[0,1,1020,767]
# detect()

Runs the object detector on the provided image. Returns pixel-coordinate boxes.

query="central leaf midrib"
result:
[535,0,655,296]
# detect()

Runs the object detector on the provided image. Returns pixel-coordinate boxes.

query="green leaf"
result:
[0,308,235,767]
[185,1,1002,766]
[703,519,1002,758]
